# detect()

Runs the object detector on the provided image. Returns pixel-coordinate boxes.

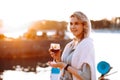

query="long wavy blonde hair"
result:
[70,11,91,38]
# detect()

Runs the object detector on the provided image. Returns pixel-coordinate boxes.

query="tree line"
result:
[0,17,120,39]
[91,17,120,30]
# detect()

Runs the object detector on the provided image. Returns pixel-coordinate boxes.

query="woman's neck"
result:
[76,33,84,41]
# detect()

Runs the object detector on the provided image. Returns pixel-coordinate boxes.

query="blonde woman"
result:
[48,11,96,80]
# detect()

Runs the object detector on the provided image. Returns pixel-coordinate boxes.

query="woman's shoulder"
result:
[78,37,94,47]
[84,37,93,41]
[82,37,94,43]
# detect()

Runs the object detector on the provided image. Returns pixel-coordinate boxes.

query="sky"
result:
[0,0,120,37]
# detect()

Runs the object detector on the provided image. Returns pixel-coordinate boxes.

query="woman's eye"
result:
[70,22,81,26]
[70,22,73,25]
[70,22,80,25]
[75,22,79,25]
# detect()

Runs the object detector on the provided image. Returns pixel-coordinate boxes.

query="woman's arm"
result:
[66,63,91,80]
[48,61,90,80]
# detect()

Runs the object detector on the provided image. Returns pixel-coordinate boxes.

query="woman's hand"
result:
[48,61,66,70]
[49,49,62,62]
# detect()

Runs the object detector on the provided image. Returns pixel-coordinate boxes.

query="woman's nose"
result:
[70,25,76,29]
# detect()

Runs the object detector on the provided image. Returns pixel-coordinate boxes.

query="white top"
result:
[61,37,96,80]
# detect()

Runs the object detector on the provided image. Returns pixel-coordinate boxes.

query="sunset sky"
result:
[0,0,120,37]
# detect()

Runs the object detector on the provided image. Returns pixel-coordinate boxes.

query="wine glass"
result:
[50,43,60,53]
[49,43,60,63]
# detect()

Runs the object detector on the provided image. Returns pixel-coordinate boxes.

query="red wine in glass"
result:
[50,43,60,53]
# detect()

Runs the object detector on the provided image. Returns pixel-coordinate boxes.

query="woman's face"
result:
[70,17,84,39]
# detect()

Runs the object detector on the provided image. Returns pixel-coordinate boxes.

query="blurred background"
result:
[0,0,120,80]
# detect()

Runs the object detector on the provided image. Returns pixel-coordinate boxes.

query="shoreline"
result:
[92,29,120,33]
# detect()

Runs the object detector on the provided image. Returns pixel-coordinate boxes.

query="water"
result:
[92,32,120,80]
[1,67,51,80]
[1,31,120,80]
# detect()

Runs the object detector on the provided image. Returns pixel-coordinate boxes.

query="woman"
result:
[48,11,96,80]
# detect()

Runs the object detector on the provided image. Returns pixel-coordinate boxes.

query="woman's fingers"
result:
[48,61,58,68]
[49,49,62,62]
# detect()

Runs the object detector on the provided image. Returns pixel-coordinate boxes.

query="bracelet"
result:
[64,64,70,71]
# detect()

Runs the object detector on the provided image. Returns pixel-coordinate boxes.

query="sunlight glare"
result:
[0,0,120,38]
[4,32,22,38]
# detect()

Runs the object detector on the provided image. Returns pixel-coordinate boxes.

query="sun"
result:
[4,32,25,39]
[2,19,28,38]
